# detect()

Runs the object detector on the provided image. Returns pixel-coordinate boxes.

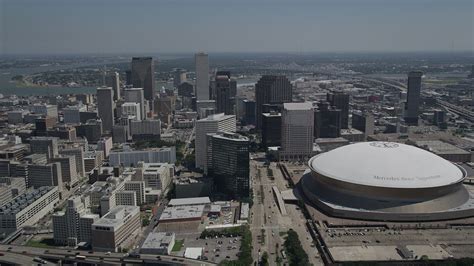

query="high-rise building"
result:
[154,96,175,125]
[52,156,78,186]
[327,92,350,129]
[314,102,341,139]
[195,113,236,170]
[129,119,161,140]
[173,68,187,87]
[404,71,423,125]
[280,102,314,161]
[207,132,249,198]
[52,196,88,246]
[112,125,129,144]
[215,75,234,115]
[351,111,375,137]
[97,137,113,158]
[125,70,132,85]
[243,100,256,125]
[261,112,281,148]
[255,75,292,129]
[79,110,98,123]
[63,105,86,124]
[178,82,194,97]
[106,72,121,101]
[97,87,115,133]
[433,110,447,129]
[124,181,146,205]
[121,102,142,121]
[60,148,85,177]
[108,147,176,167]
[30,104,58,118]
[76,119,103,142]
[29,136,59,161]
[124,88,146,120]
[137,162,174,191]
[27,162,62,189]
[195,52,209,101]
[35,116,57,133]
[131,57,155,101]
[196,100,216,119]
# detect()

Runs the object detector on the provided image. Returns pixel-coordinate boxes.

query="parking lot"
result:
[174,234,241,263]
[321,226,474,247]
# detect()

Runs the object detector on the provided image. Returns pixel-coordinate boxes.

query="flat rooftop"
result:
[141,232,175,249]
[92,205,139,230]
[414,140,470,155]
[0,186,55,215]
[169,197,210,206]
[198,113,234,122]
[159,205,205,221]
[283,102,312,110]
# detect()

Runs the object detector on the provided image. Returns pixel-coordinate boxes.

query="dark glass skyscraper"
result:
[261,111,281,148]
[207,132,249,198]
[131,57,155,101]
[96,87,115,133]
[255,75,292,129]
[327,92,349,129]
[215,75,235,115]
[404,71,423,125]
[314,102,341,138]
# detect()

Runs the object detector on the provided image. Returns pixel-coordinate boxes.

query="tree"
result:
[261,252,269,266]
[284,229,310,266]
[142,217,150,227]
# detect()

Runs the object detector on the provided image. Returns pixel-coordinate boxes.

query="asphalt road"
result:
[250,160,284,265]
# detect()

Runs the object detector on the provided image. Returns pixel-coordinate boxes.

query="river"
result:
[0,61,127,96]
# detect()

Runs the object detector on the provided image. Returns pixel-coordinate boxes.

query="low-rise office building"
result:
[140,232,175,255]
[91,205,141,252]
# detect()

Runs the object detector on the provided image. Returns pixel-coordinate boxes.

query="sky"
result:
[0,0,473,54]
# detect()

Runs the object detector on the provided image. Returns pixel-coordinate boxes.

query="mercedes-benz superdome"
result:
[301,141,474,221]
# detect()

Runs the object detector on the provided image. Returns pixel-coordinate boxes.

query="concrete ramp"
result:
[272,186,287,216]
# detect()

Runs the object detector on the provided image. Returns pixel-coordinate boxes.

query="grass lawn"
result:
[172,239,184,252]
[26,238,55,248]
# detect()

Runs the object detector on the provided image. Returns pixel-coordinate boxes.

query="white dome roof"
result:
[309,142,464,189]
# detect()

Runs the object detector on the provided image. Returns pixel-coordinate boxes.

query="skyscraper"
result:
[29,136,59,161]
[314,102,342,138]
[195,52,209,101]
[280,102,314,161]
[243,100,256,125]
[123,88,146,120]
[131,57,155,101]
[97,87,115,133]
[255,75,292,129]
[173,68,187,87]
[261,111,281,148]
[195,113,236,170]
[327,92,350,129]
[215,75,234,115]
[404,71,423,125]
[121,102,142,121]
[351,111,375,137]
[207,132,249,198]
[106,72,121,101]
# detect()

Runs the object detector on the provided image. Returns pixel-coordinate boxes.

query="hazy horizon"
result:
[1,0,473,55]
